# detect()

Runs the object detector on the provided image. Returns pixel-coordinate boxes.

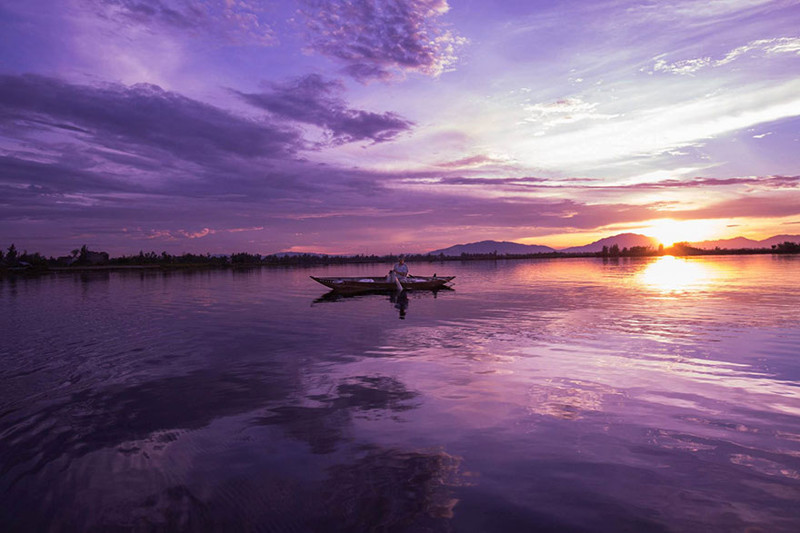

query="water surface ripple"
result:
[1,256,799,531]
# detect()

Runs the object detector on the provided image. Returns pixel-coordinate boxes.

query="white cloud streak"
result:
[652,37,800,75]
[510,79,800,170]
[522,97,619,129]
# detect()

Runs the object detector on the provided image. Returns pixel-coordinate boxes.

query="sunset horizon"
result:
[6,225,800,258]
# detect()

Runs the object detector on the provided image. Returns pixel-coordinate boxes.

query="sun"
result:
[642,219,720,247]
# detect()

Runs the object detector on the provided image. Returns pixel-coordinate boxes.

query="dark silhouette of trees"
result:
[772,242,800,253]
[70,245,109,266]
[231,252,262,264]
[7,244,18,264]
[18,251,48,267]
[627,246,651,257]
[3,238,800,275]
[1,244,51,269]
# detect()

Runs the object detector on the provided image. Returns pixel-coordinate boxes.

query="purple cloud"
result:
[0,156,143,195]
[613,176,800,190]
[96,0,203,29]
[237,74,413,145]
[435,155,513,169]
[87,0,278,45]
[0,74,301,162]
[419,174,800,192]
[678,194,800,221]
[296,0,464,82]
[433,176,550,187]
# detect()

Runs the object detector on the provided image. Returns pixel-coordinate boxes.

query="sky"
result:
[1,0,799,256]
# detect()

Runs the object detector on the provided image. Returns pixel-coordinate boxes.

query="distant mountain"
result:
[689,235,800,249]
[688,237,761,249]
[757,234,800,247]
[559,233,659,253]
[272,251,329,257]
[428,240,555,256]
[424,233,800,257]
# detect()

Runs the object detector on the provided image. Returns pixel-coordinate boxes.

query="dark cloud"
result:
[394,197,657,232]
[436,154,512,169]
[296,0,463,82]
[620,175,800,190]
[0,156,142,196]
[238,74,413,145]
[434,176,549,186]
[680,194,800,220]
[420,174,800,192]
[0,74,301,162]
[87,0,277,45]
[100,0,202,29]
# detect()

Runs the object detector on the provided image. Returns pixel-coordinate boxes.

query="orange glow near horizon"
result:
[639,218,722,247]
[521,231,611,249]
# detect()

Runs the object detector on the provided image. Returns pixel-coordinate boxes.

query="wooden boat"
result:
[310,275,455,293]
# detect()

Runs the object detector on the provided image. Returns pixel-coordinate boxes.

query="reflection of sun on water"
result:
[639,256,718,292]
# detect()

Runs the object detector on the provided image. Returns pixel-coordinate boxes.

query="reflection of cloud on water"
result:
[527,379,624,420]
[254,375,420,454]
[45,447,468,531]
[323,447,467,530]
[96,484,214,531]
[119,448,468,531]
[116,446,456,533]
[0,369,292,479]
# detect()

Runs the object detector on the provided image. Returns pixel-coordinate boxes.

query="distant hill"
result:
[423,232,800,258]
[559,233,659,253]
[762,234,800,247]
[428,240,555,256]
[272,251,329,257]
[689,234,800,249]
[688,237,761,249]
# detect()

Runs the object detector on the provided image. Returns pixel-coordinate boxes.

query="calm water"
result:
[2,255,799,532]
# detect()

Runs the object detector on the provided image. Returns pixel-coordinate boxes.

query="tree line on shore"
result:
[2,241,799,272]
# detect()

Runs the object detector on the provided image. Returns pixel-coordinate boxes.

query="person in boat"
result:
[388,255,409,282]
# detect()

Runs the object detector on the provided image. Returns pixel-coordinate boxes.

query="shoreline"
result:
[1,248,797,277]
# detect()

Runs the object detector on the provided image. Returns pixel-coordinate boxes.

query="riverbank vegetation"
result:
[2,241,799,276]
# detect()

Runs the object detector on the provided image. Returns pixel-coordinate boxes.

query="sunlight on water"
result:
[637,255,722,292]
[1,256,799,532]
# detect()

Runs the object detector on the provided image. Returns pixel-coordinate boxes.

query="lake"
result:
[2,255,799,532]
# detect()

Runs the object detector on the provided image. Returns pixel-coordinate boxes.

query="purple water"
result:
[2,255,799,531]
